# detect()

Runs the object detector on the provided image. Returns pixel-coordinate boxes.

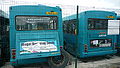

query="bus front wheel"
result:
[48,49,69,68]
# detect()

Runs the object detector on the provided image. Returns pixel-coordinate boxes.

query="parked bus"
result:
[0,11,9,67]
[63,10,117,58]
[9,5,69,68]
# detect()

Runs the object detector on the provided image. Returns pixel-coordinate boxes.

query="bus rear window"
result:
[16,16,58,30]
[88,18,108,30]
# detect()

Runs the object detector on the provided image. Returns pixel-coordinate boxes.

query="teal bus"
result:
[9,5,69,68]
[63,10,117,58]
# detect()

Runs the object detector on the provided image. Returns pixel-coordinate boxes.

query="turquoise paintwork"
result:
[9,5,63,66]
[117,16,120,52]
[117,16,120,19]
[63,10,117,58]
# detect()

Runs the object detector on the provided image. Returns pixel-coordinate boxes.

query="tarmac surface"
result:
[1,54,120,68]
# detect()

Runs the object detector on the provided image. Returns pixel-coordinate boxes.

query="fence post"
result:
[75,5,79,68]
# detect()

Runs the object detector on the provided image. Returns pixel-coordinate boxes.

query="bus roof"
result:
[63,10,116,21]
[10,5,61,11]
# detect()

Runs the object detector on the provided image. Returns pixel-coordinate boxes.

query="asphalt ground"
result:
[2,53,120,68]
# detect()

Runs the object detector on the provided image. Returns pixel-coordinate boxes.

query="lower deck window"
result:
[90,39,112,48]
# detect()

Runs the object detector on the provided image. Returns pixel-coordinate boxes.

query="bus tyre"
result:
[48,49,69,68]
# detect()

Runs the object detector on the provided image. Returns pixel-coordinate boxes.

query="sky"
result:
[0,0,120,17]
[1,0,120,7]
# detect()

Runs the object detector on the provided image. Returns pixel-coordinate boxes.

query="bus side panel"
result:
[78,13,89,58]
[64,33,77,55]
[9,9,17,65]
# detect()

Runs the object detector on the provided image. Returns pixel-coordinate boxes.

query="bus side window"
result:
[63,19,77,35]
[63,20,69,33]
[6,26,9,31]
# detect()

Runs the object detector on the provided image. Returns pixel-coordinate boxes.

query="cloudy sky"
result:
[0,0,120,16]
